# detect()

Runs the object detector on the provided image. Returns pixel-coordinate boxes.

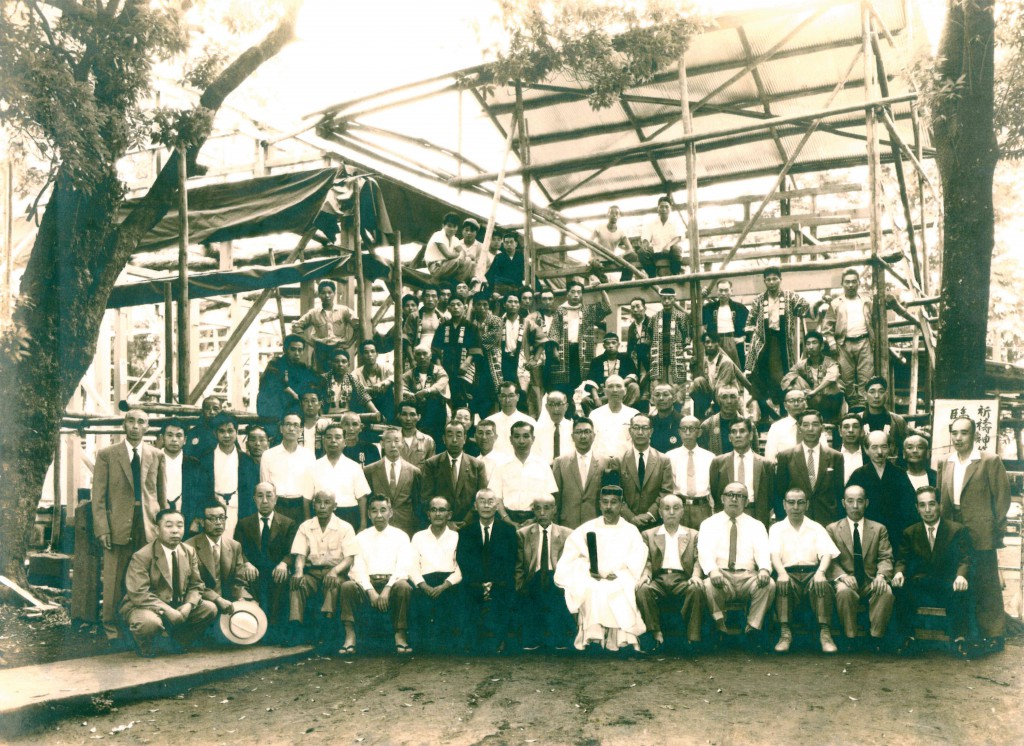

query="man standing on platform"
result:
[649,288,690,393]
[939,417,1010,655]
[522,290,556,419]
[516,495,574,651]
[626,297,655,397]
[485,231,527,294]
[821,269,874,409]
[292,279,360,372]
[554,485,649,652]
[431,297,480,412]
[184,395,223,458]
[547,281,612,397]
[702,279,749,369]
[93,409,167,641]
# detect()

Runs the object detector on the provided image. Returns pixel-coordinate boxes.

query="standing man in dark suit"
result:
[186,500,256,618]
[702,278,749,369]
[635,494,704,649]
[364,428,424,536]
[515,495,574,651]
[893,486,973,656]
[617,413,675,528]
[826,486,895,646]
[421,422,488,528]
[234,482,297,640]
[93,408,167,641]
[939,417,1011,654]
[775,409,844,525]
[552,417,610,529]
[709,418,774,526]
[119,509,217,657]
[846,431,917,551]
[457,489,518,654]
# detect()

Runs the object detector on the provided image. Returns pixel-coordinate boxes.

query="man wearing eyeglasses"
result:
[186,500,257,619]
[697,483,776,641]
[617,413,674,529]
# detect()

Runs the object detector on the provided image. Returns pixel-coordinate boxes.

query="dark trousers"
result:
[973,549,1005,638]
[752,329,787,405]
[410,572,462,651]
[340,577,411,633]
[276,497,309,528]
[461,582,513,653]
[252,562,289,630]
[124,600,218,650]
[636,570,704,642]
[517,574,575,648]
[333,505,361,531]
[895,576,970,639]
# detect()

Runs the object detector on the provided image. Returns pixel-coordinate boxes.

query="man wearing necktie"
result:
[774,409,843,525]
[363,429,424,536]
[92,409,167,641]
[120,509,217,657]
[421,422,488,529]
[826,486,895,648]
[515,495,574,651]
[186,500,257,621]
[667,416,716,530]
[893,487,972,657]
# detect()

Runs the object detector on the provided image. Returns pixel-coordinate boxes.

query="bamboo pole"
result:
[911,104,929,295]
[353,179,372,340]
[680,53,704,370]
[268,249,288,344]
[480,113,518,267]
[516,83,535,288]
[164,283,174,402]
[393,231,404,412]
[176,144,191,403]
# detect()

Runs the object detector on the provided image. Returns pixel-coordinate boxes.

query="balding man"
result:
[516,495,574,651]
[846,431,917,551]
[589,375,640,460]
[666,416,715,530]
[93,409,167,641]
[698,483,775,640]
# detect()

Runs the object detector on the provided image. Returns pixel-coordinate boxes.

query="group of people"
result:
[82,208,1011,659]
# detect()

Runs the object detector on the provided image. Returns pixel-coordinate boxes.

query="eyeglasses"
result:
[204,515,227,523]
[427,508,451,514]
[722,492,747,499]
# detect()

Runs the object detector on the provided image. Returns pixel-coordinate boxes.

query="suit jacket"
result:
[638,525,699,584]
[399,431,436,468]
[421,451,488,526]
[119,539,205,617]
[616,447,674,521]
[825,518,894,581]
[775,444,844,525]
[821,294,874,348]
[457,519,517,589]
[709,451,774,525]
[846,462,918,548]
[515,522,571,591]
[895,520,972,583]
[166,454,203,514]
[937,451,1011,551]
[702,299,750,339]
[192,448,260,530]
[92,441,167,546]
[698,413,742,456]
[364,458,424,535]
[185,533,251,602]
[234,512,297,570]
[552,452,611,529]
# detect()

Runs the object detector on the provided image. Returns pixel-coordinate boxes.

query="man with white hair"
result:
[589,375,640,460]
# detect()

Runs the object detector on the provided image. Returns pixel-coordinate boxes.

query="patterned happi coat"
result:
[474,310,505,399]
[649,308,691,386]
[546,298,611,387]
[743,289,811,375]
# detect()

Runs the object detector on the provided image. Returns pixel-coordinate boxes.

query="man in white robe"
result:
[554,485,648,651]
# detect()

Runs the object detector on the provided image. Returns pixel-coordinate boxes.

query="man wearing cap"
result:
[768,487,840,653]
[256,334,324,439]
[701,279,749,369]
[426,213,475,283]
[698,483,776,639]
[186,500,257,619]
[636,494,705,648]
[485,231,526,295]
[93,408,167,641]
[554,485,649,651]
[781,330,844,425]
[547,281,612,397]
[649,287,691,391]
[292,279,360,371]
[582,331,641,409]
[639,197,684,276]
[821,268,875,409]
[234,482,297,638]
[261,412,317,526]
[744,267,811,415]
[709,417,774,527]
[516,494,575,651]
[665,416,716,530]
[194,413,259,540]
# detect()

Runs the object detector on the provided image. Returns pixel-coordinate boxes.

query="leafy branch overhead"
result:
[474,0,707,109]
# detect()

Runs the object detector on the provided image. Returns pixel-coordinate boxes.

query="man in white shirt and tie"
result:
[666,416,716,530]
[533,390,574,463]
[490,421,559,527]
[409,496,462,652]
[768,487,840,653]
[261,412,316,526]
[339,495,413,655]
[698,483,776,640]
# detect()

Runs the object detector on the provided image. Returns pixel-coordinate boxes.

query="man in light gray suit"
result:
[709,418,774,527]
[364,429,424,536]
[617,413,674,527]
[552,417,610,529]
[93,409,167,640]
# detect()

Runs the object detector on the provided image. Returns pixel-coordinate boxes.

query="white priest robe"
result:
[554,516,649,650]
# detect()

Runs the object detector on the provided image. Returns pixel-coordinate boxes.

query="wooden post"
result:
[50,434,62,551]
[176,144,191,402]
[1,159,12,323]
[515,83,534,288]
[268,250,288,343]
[680,54,703,370]
[353,178,372,340]
[909,327,920,415]
[163,283,174,402]
[392,231,404,412]
[912,104,929,294]
[862,3,889,384]
[481,116,519,261]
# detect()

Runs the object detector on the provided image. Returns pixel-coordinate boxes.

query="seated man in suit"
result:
[554,485,649,653]
[893,486,972,657]
[552,417,610,529]
[665,416,715,530]
[826,486,895,648]
[635,494,704,649]
[618,413,675,528]
[234,482,297,640]
[364,428,423,536]
[768,488,839,654]
[709,417,773,527]
[422,422,488,529]
[186,500,256,621]
[339,495,413,655]
[457,489,518,654]
[119,509,217,657]
[698,483,776,640]
[515,495,574,651]
[409,496,462,653]
[288,491,359,646]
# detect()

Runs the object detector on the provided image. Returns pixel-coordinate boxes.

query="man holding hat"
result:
[293,279,360,371]
[186,500,258,631]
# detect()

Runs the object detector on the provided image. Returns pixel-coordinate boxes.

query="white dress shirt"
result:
[949,448,981,506]
[485,411,538,456]
[165,452,183,505]
[480,450,512,481]
[842,447,864,485]
[533,416,574,463]
[213,447,239,496]
[768,517,839,567]
[657,525,685,571]
[641,214,684,252]
[697,511,771,575]
[409,527,462,586]
[490,454,558,512]
[590,404,640,460]
[351,525,411,590]
[310,454,371,508]
[667,445,715,496]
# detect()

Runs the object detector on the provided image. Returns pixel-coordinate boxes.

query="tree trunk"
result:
[0,8,299,595]
[932,0,998,399]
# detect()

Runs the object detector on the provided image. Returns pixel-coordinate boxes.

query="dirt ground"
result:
[6,640,1022,746]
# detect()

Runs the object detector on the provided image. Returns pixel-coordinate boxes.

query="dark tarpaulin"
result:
[121,168,339,252]
[107,253,389,309]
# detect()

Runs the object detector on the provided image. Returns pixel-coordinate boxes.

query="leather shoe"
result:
[896,636,916,657]
[819,629,838,654]
[774,629,792,653]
